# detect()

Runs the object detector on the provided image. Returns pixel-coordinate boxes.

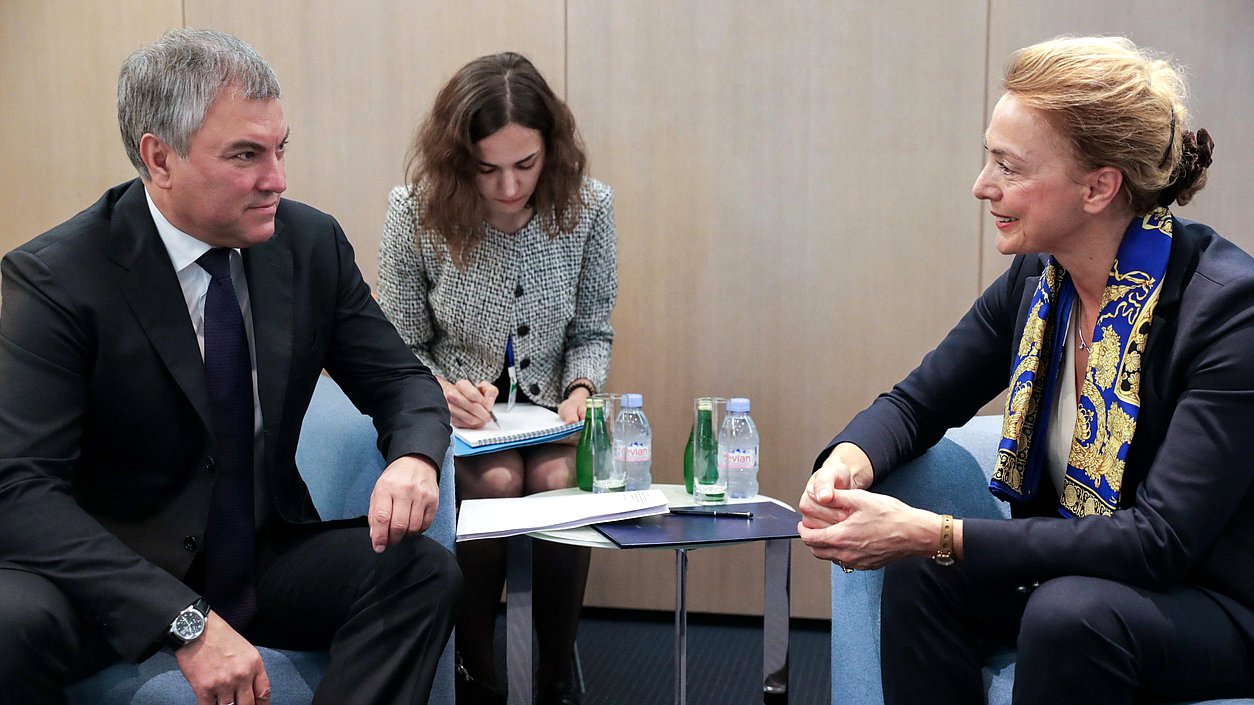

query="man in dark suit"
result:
[0,29,458,705]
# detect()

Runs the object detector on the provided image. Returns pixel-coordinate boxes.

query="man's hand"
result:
[369,454,440,553]
[175,612,270,705]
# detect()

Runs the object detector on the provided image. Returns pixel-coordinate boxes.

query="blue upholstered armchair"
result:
[830,415,1254,705]
[66,375,456,705]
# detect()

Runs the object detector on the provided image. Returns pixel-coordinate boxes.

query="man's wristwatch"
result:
[167,598,210,649]
[933,514,956,566]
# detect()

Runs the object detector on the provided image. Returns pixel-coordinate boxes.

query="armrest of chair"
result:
[297,376,457,705]
[296,374,457,552]
[831,415,1007,705]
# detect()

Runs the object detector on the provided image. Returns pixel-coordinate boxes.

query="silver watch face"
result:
[172,608,206,641]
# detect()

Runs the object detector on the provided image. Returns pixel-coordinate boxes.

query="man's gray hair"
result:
[117,29,280,179]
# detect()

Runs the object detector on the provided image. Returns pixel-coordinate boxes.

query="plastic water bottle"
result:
[718,397,759,499]
[613,393,652,491]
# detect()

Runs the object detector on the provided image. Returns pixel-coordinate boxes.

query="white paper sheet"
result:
[455,489,670,541]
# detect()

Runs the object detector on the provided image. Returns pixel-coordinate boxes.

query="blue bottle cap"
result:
[727,397,750,412]
[622,393,643,408]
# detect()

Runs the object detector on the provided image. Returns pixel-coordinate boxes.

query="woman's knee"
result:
[456,451,525,498]
[1020,576,1132,654]
[522,445,576,494]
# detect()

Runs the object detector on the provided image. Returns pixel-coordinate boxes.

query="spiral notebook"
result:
[452,403,582,457]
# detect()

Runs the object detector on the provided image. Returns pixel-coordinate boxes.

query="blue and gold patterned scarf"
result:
[991,208,1173,517]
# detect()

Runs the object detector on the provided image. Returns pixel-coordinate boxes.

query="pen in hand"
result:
[669,508,754,518]
[475,379,500,429]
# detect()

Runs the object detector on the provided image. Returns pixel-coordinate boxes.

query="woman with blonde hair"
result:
[801,36,1254,704]
[378,52,616,705]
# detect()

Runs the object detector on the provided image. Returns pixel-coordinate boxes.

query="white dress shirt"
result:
[145,188,268,526]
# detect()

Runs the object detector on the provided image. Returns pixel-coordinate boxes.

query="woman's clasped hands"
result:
[798,442,945,572]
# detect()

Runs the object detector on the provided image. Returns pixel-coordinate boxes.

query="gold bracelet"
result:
[933,514,955,566]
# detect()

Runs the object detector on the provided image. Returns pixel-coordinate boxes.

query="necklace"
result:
[1076,325,1093,353]
[1075,300,1094,353]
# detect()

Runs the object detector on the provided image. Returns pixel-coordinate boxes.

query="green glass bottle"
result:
[576,397,606,492]
[683,424,695,493]
[692,398,724,502]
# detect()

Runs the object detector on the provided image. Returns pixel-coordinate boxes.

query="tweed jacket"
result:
[377,177,617,409]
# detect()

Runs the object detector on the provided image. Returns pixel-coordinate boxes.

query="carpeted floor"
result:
[493,608,831,705]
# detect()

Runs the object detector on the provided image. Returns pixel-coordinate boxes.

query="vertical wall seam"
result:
[978,0,993,295]
[563,0,569,100]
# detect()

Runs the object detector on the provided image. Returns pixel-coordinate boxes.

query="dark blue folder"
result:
[593,501,800,548]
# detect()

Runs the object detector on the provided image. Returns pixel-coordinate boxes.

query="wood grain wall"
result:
[0,0,183,244]
[980,0,1254,286]
[3,1,1252,620]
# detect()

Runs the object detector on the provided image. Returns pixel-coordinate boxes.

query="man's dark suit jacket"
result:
[824,217,1254,640]
[0,180,451,662]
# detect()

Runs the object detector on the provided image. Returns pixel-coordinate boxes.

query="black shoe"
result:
[455,658,505,705]
[536,683,582,705]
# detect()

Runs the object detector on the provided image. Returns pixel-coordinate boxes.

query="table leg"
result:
[763,538,791,704]
[506,535,533,705]
[674,547,689,705]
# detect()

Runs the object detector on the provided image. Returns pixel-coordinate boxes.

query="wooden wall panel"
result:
[5,0,1253,624]
[980,0,1254,286]
[184,0,566,286]
[0,0,182,256]
[567,0,989,619]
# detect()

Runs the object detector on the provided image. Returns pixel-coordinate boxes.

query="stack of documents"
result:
[456,489,669,541]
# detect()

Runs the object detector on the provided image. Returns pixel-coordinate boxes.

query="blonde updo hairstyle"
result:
[1003,36,1213,215]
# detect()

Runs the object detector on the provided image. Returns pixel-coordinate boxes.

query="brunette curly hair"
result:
[405,52,587,267]
[1004,36,1213,215]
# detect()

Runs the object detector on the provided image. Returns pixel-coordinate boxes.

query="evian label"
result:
[624,442,651,462]
[719,447,758,469]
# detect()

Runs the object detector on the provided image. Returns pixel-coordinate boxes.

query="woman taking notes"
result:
[378,53,616,705]
[801,37,1254,704]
